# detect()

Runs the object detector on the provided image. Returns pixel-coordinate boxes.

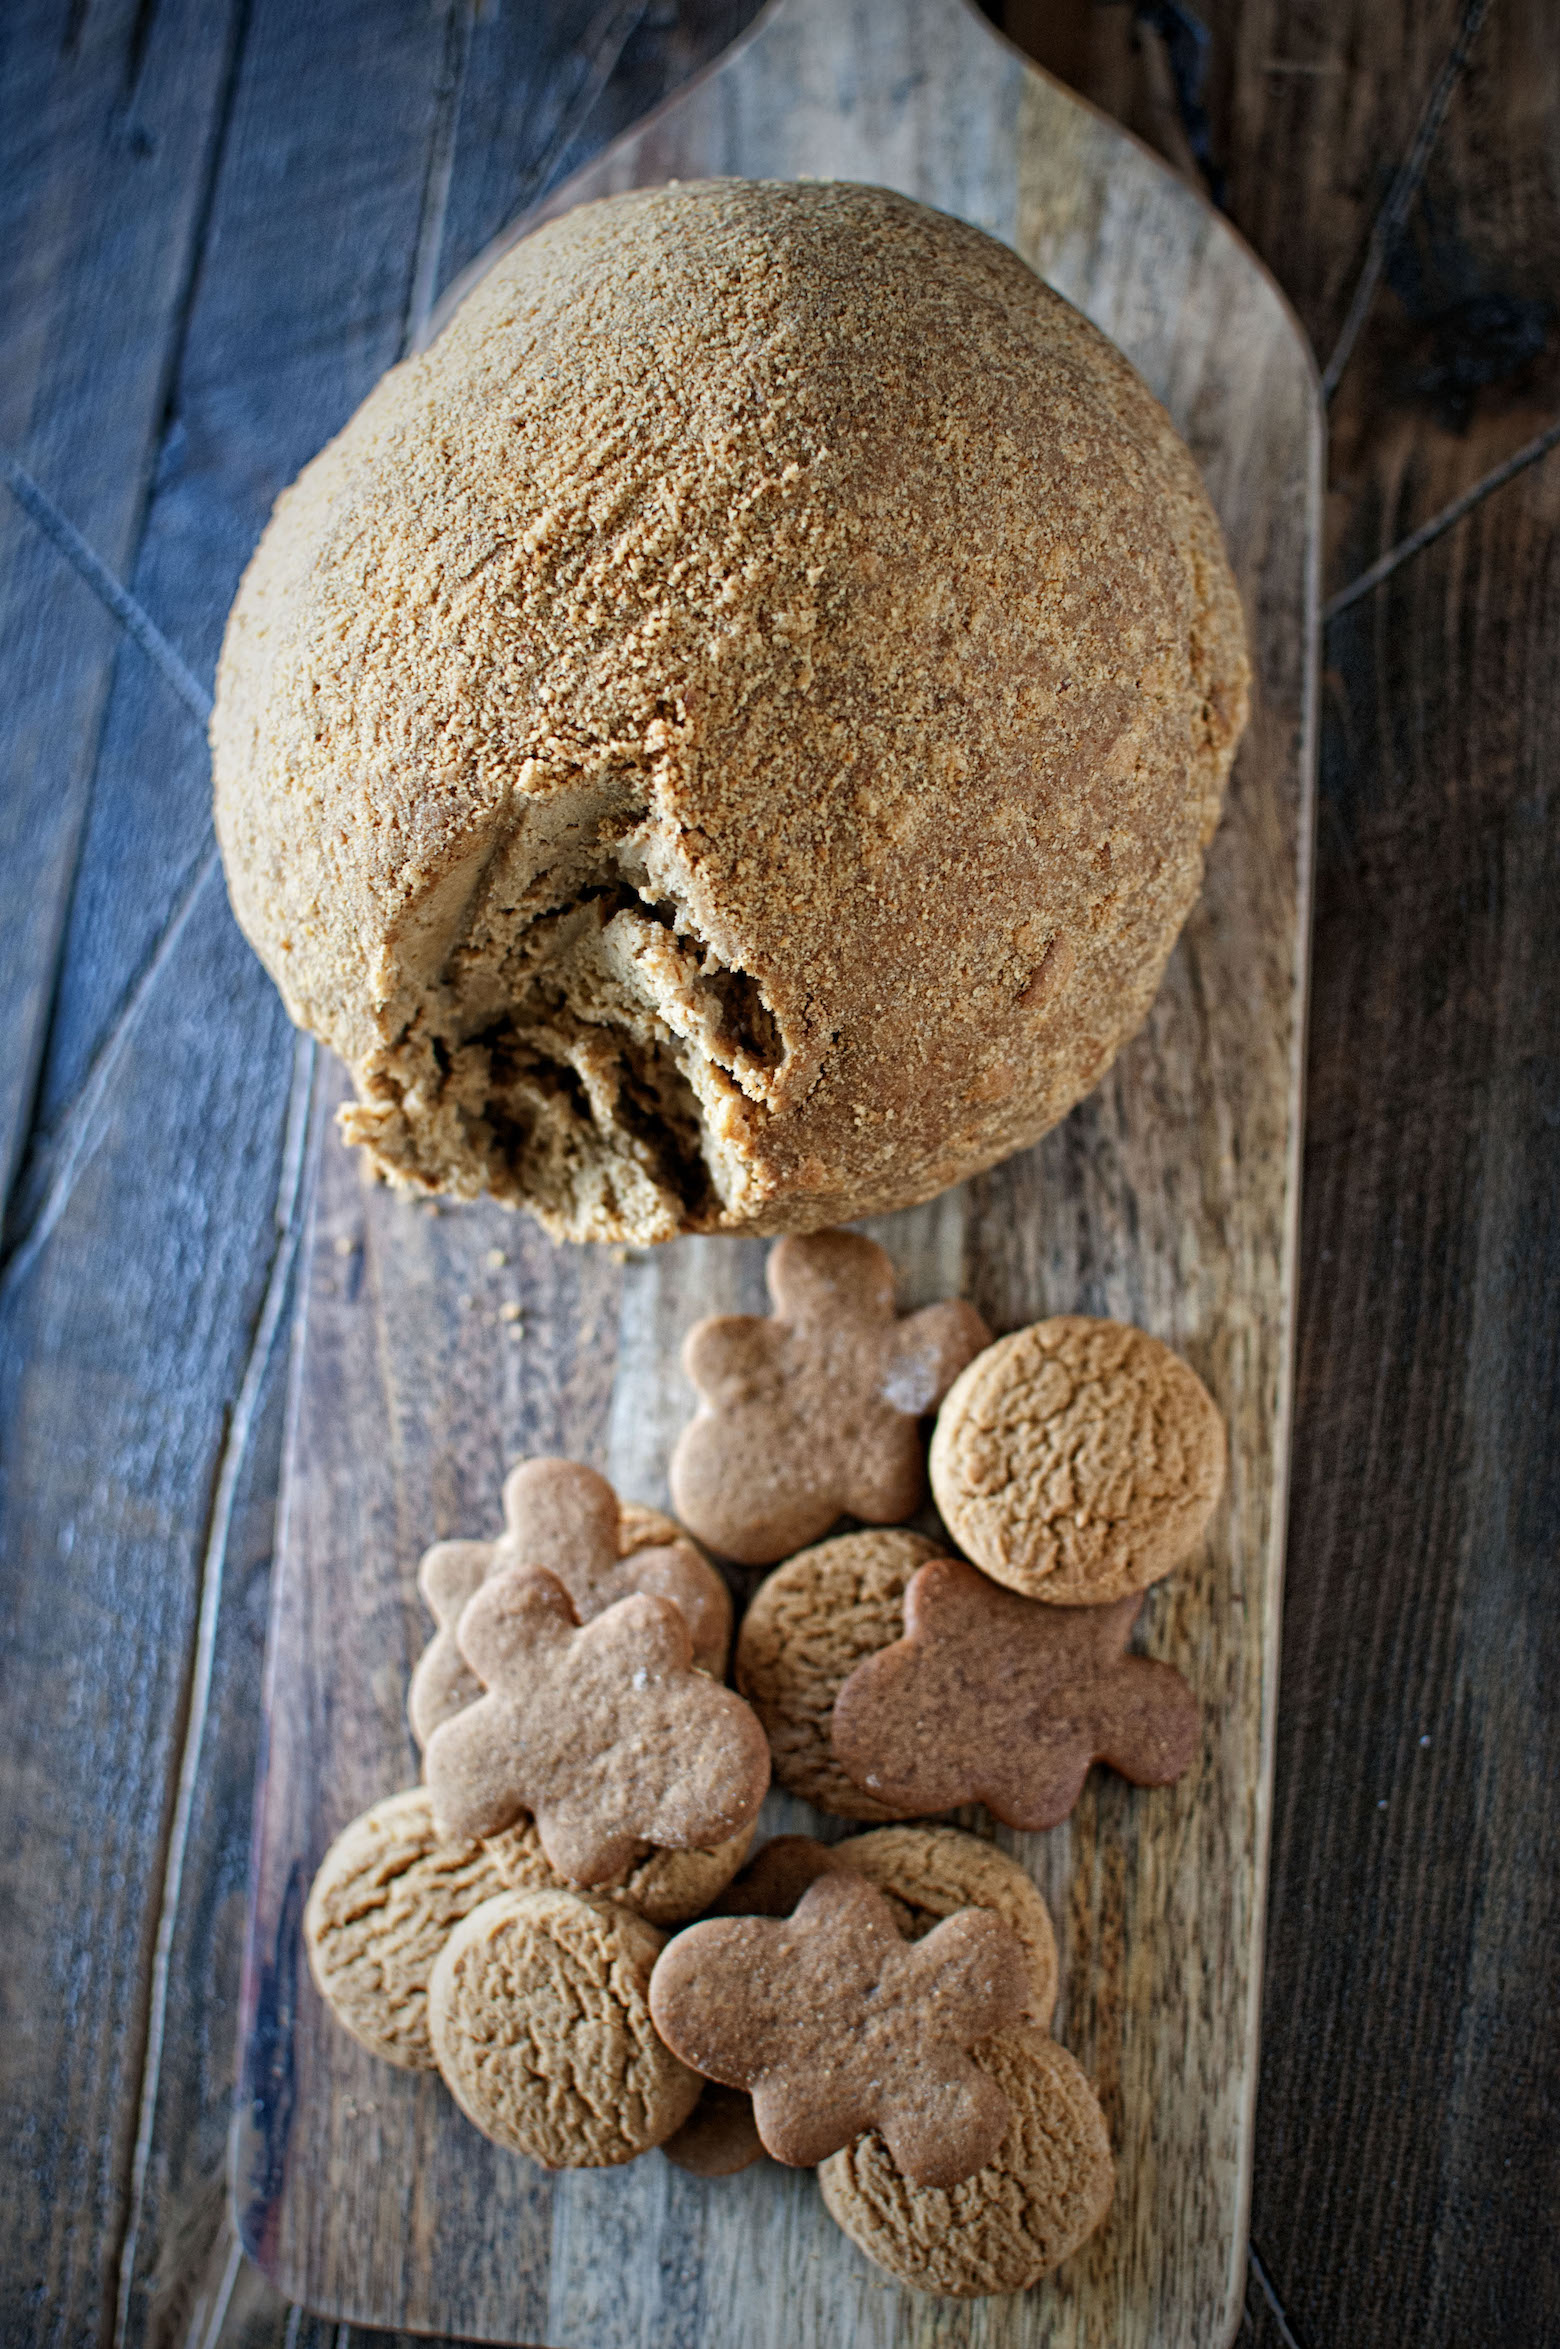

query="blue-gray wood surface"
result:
[0,3,1555,2346]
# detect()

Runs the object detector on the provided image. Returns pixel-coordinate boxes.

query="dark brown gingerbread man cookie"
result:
[649,1871,1029,2186]
[831,1556,1199,1829]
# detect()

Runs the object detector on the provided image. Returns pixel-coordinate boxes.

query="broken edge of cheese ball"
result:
[212,178,1248,1244]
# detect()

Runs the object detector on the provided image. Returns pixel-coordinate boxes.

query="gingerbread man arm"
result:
[408,1539,492,1750]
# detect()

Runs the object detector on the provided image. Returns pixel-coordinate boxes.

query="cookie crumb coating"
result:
[428,1889,700,2167]
[734,1529,940,1818]
[303,1787,510,2070]
[930,1318,1225,1603]
[819,2028,1114,2296]
[212,179,1247,1244]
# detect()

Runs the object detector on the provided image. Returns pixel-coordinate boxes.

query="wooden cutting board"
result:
[234,2,1321,2341]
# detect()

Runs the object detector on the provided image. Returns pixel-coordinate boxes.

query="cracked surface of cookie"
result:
[212,179,1247,1243]
[409,1462,730,1751]
[833,1558,1200,1828]
[819,2026,1114,2296]
[671,1231,988,1563]
[649,1871,1029,2185]
[484,1813,753,1927]
[424,1565,769,1879]
[428,1889,700,2166]
[734,1529,939,1818]
[303,1787,510,2070]
[930,1318,1226,1602]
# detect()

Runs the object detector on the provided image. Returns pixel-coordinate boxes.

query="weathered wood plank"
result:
[0,0,243,1205]
[1250,363,1560,2349]
[0,4,523,2342]
[240,4,1319,2343]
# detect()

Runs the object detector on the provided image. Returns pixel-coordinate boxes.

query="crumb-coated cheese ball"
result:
[212,179,1248,1244]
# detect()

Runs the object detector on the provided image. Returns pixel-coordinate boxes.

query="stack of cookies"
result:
[305,1230,1224,2301]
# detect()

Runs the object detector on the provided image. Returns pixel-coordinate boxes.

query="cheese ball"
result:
[213,179,1247,1242]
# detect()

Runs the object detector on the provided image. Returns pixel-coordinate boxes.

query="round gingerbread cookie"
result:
[303,1787,511,2070]
[834,1826,1058,2028]
[818,2027,1114,2296]
[428,1888,700,2166]
[483,1814,755,1926]
[733,1530,940,1818]
[929,1318,1225,1603]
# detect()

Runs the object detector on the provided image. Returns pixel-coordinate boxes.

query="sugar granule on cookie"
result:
[303,1787,510,2070]
[671,1231,989,1565]
[832,1556,1199,1829]
[408,1460,731,1751]
[930,1317,1226,1603]
[819,2026,1115,2296]
[733,1527,939,1818]
[423,1565,769,1882]
[428,1888,700,2167]
[649,1870,1029,2186]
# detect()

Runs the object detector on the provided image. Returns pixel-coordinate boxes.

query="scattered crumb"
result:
[459,1294,474,1312]
[487,1248,508,1269]
[333,1233,355,1256]
[499,1302,523,1323]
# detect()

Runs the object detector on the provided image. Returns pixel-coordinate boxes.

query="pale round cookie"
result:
[214,181,1247,1245]
[819,2028,1114,2296]
[834,1826,1058,2028]
[483,1814,755,1927]
[428,1889,700,2167]
[734,1530,940,1818]
[303,1787,510,2070]
[929,1318,1225,1603]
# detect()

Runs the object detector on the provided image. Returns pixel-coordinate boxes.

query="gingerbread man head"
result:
[649,1870,1030,2185]
[423,1564,770,1885]
[670,1231,989,1564]
[408,1459,731,1750]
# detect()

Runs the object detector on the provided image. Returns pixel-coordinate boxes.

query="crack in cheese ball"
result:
[213,179,1248,1242]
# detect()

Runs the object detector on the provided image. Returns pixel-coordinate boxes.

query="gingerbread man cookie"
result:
[671,1231,989,1564]
[649,1871,1029,2186]
[930,1317,1225,1603]
[832,1557,1200,1829]
[423,1565,769,1882]
[409,1461,730,1749]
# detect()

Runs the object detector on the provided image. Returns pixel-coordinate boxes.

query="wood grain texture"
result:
[238,4,1320,2343]
[0,0,243,1205]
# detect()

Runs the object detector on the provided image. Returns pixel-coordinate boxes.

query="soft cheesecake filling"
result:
[347,797,788,1240]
